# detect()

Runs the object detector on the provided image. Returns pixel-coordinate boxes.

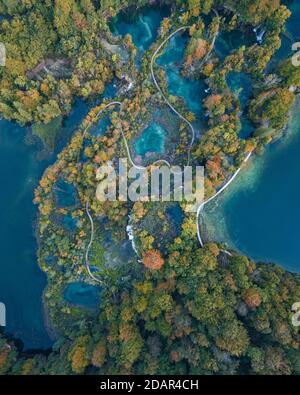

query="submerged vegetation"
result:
[0,0,299,375]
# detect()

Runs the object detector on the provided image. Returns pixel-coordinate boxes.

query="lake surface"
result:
[0,100,92,350]
[63,282,101,310]
[157,31,206,122]
[133,20,207,154]
[0,121,52,349]
[215,29,256,60]
[201,1,300,274]
[110,5,170,66]
[268,1,300,66]
[226,71,254,139]
[203,96,300,273]
[54,180,78,208]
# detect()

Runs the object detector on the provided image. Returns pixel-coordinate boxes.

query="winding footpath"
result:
[196,151,252,249]
[83,26,196,281]
[150,25,196,166]
[82,17,254,282]
[85,202,103,284]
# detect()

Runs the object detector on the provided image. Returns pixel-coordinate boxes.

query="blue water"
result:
[90,114,112,137]
[166,204,184,234]
[63,282,101,309]
[285,1,300,40]
[201,1,300,273]
[269,1,300,65]
[62,215,78,233]
[227,72,252,109]
[0,100,91,350]
[134,122,165,156]
[0,122,52,349]
[204,97,300,274]
[54,180,77,208]
[215,29,256,60]
[157,32,206,120]
[239,117,254,140]
[226,71,254,139]
[102,80,118,100]
[110,6,169,65]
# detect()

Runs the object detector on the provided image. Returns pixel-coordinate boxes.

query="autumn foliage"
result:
[0,348,9,371]
[91,339,106,368]
[194,38,207,59]
[142,249,164,270]
[243,288,262,308]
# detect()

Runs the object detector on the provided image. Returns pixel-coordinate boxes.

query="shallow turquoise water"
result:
[201,1,300,273]
[226,72,254,139]
[110,6,169,65]
[134,122,165,156]
[63,282,101,309]
[204,97,300,274]
[157,32,206,120]
[61,215,78,233]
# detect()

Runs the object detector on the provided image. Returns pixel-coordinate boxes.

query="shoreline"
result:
[200,96,300,272]
[196,151,252,248]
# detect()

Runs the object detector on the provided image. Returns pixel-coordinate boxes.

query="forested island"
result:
[0,0,300,375]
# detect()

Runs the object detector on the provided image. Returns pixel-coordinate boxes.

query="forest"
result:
[0,0,299,376]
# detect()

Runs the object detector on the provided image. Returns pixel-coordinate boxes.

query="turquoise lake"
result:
[134,122,165,156]
[157,31,206,122]
[201,1,300,274]
[0,121,52,349]
[203,96,300,274]
[63,282,101,310]
[226,71,254,139]
[133,24,207,154]
[0,100,92,350]
[110,5,170,66]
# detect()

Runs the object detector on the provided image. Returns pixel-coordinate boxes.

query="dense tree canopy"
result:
[0,0,299,377]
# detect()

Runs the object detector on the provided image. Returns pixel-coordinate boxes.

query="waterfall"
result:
[253,25,265,44]
[126,214,140,258]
